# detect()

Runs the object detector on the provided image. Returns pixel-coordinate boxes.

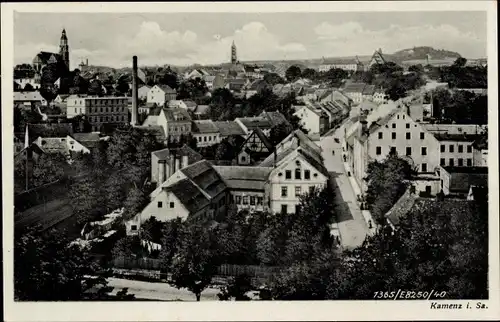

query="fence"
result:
[112,256,282,279]
[14,178,72,213]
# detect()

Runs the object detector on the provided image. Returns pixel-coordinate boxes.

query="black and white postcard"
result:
[2,1,498,321]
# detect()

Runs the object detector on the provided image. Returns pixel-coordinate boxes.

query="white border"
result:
[2,2,499,321]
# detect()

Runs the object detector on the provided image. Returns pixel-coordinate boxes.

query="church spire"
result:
[59,28,69,70]
[231,40,237,64]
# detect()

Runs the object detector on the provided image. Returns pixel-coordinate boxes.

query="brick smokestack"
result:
[131,55,139,126]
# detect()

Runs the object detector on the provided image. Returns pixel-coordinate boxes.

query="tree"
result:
[70,175,107,224]
[39,64,60,105]
[158,72,179,89]
[122,187,149,221]
[285,65,302,82]
[71,115,92,133]
[115,79,130,96]
[364,154,413,223]
[15,227,130,300]
[408,64,424,74]
[217,275,253,301]
[31,153,68,187]
[169,224,219,301]
[269,122,292,145]
[158,218,185,274]
[263,73,285,86]
[301,68,318,80]
[322,68,348,87]
[88,79,105,96]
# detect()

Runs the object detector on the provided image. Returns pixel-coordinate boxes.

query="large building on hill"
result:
[33,29,70,74]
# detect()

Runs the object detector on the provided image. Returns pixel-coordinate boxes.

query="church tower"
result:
[59,29,70,70]
[231,41,237,64]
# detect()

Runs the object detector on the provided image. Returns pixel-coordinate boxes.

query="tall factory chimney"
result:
[131,55,139,126]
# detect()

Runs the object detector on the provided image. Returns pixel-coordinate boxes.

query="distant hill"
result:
[390,46,461,63]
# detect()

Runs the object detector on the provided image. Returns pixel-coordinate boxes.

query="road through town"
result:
[320,119,369,250]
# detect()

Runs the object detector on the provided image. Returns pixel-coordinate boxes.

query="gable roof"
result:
[14,91,45,102]
[242,128,274,151]
[343,82,368,93]
[157,85,177,93]
[165,178,211,213]
[135,125,166,142]
[213,121,246,136]
[192,120,219,134]
[442,166,488,193]
[213,166,273,191]
[385,187,418,227]
[180,160,227,198]
[34,51,63,64]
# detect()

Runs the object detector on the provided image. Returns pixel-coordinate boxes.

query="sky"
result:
[14,11,487,69]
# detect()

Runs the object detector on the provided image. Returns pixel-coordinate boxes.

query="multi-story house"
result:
[157,108,192,143]
[14,91,47,107]
[66,95,129,131]
[126,160,229,235]
[318,56,364,73]
[349,106,440,193]
[236,128,274,165]
[138,85,151,101]
[192,120,221,147]
[213,166,272,213]
[293,104,329,135]
[440,166,488,197]
[147,85,177,106]
[434,133,480,168]
[259,131,329,214]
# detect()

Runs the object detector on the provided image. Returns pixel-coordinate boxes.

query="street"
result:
[319,118,369,250]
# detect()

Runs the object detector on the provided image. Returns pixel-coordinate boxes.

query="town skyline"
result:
[14,11,487,69]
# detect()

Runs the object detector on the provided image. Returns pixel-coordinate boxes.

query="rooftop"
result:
[213,121,246,136]
[181,160,227,198]
[433,133,482,142]
[162,108,192,122]
[192,120,220,134]
[442,166,488,174]
[165,178,210,213]
[213,166,273,191]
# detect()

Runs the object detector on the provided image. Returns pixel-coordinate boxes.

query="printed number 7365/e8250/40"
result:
[373,290,447,300]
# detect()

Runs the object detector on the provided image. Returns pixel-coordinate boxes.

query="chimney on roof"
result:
[158,160,167,185]
[131,56,139,126]
[181,154,189,169]
[86,58,88,66]
[378,48,382,54]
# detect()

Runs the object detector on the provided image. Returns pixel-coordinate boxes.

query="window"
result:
[392,132,396,140]
[421,147,427,155]
[376,146,382,155]
[295,186,301,196]
[304,170,310,180]
[390,147,397,155]
[406,123,410,129]
[392,123,396,129]
[406,147,412,156]
[449,158,454,166]
[458,158,464,166]
[467,145,473,153]
[204,136,207,142]
[241,156,246,162]
[441,145,445,153]
[421,163,427,172]
[157,201,163,208]
[440,158,445,166]
[406,132,411,140]
[281,204,288,214]
[378,132,383,139]
[467,158,472,166]
[309,186,315,194]
[295,168,301,180]
[449,145,454,153]
[250,196,256,206]
[236,196,242,204]
[458,145,463,153]
[281,186,288,197]
[285,170,292,179]
[257,196,263,205]
[131,225,137,231]
[169,202,175,208]
[420,132,425,140]
[295,205,300,214]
